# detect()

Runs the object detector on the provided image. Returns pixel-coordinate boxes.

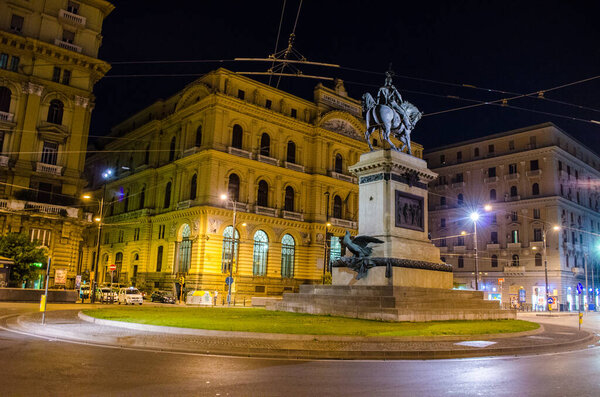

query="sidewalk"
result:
[6,309,597,360]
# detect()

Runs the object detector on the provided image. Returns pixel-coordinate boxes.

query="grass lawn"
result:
[83,307,539,337]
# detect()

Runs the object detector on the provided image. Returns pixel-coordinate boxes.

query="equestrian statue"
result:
[362,70,422,155]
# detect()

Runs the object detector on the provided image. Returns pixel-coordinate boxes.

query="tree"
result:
[0,233,48,286]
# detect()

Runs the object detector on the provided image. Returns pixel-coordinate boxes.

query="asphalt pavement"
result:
[1,303,600,396]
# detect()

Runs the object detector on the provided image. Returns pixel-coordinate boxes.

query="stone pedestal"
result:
[349,149,442,264]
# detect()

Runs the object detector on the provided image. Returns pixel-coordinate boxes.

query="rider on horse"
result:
[377,72,413,131]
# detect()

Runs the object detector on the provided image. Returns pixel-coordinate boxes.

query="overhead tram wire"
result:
[268,0,287,86]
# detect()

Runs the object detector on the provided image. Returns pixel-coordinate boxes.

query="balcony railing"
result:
[0,111,14,122]
[0,199,79,218]
[451,181,466,188]
[58,9,86,27]
[486,243,500,250]
[177,200,192,210]
[281,210,304,221]
[504,266,526,274]
[530,241,543,250]
[255,205,278,217]
[183,147,200,157]
[225,201,248,212]
[507,242,522,249]
[257,154,279,166]
[330,217,357,229]
[438,246,448,253]
[504,173,520,181]
[54,38,82,53]
[526,169,542,177]
[484,176,499,183]
[227,146,252,159]
[0,155,8,167]
[35,162,63,176]
[283,161,305,173]
[453,245,466,252]
[329,171,356,183]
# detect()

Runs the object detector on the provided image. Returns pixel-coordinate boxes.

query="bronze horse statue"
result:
[362,93,422,154]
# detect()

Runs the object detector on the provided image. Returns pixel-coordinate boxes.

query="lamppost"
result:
[220,193,237,306]
[83,169,111,304]
[536,225,561,311]
[469,211,480,291]
[323,191,330,283]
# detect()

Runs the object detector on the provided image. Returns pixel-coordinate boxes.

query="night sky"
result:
[91,1,600,152]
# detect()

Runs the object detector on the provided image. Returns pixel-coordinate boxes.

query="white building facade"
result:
[425,123,600,311]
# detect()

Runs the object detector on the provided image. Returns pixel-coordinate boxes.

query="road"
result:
[1,304,599,396]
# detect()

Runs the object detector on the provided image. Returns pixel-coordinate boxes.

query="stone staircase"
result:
[265,285,516,322]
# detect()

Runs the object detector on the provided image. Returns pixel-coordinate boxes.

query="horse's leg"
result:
[405,133,412,155]
[365,129,374,151]
[384,123,400,152]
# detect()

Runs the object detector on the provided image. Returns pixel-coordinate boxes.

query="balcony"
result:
[255,205,278,217]
[0,155,9,168]
[329,171,356,183]
[257,154,279,166]
[484,176,499,183]
[433,183,448,191]
[58,9,86,27]
[35,162,63,176]
[281,210,304,222]
[0,111,14,122]
[504,173,520,181]
[571,267,584,276]
[434,205,449,210]
[507,242,522,249]
[283,161,305,173]
[0,198,79,218]
[453,245,466,253]
[183,147,200,157]
[504,266,526,274]
[526,169,542,177]
[451,181,466,188]
[330,217,357,229]
[486,243,500,250]
[227,146,252,159]
[225,201,248,212]
[530,241,543,250]
[507,195,521,202]
[177,200,192,210]
[438,246,448,253]
[54,38,82,53]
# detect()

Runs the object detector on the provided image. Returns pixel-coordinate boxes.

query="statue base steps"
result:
[265,285,516,322]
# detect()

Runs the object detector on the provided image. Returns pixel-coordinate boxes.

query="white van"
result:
[117,287,143,305]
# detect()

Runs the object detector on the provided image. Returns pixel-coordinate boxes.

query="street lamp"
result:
[220,193,236,306]
[83,169,112,303]
[469,211,480,290]
[537,225,560,311]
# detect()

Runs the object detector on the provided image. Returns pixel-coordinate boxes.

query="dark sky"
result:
[92,1,600,152]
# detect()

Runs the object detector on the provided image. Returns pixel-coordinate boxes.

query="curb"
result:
[10,310,598,361]
[77,311,545,342]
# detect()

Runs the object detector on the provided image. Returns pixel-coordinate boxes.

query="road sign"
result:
[518,289,526,303]
[498,278,504,283]
[577,283,583,294]
[75,275,82,289]
[109,264,116,271]
[225,276,234,286]
[547,297,554,305]
[54,269,67,285]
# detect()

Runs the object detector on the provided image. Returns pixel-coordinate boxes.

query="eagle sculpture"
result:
[342,230,384,258]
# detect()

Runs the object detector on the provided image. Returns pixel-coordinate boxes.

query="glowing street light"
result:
[483,204,493,212]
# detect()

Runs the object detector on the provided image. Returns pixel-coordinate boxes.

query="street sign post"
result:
[577,283,583,330]
[225,276,234,286]
[109,264,116,272]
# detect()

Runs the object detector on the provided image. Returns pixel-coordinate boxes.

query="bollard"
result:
[233,297,236,306]
[243,297,246,307]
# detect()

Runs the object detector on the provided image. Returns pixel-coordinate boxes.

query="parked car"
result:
[79,285,90,299]
[150,291,175,304]
[97,287,116,303]
[117,287,143,305]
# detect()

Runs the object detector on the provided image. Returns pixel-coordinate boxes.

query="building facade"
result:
[426,123,600,310]
[0,0,113,286]
[83,68,423,299]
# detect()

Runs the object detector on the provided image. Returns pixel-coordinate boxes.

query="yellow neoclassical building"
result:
[0,0,113,287]
[84,68,423,298]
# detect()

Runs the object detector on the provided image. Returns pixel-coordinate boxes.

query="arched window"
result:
[511,254,520,266]
[440,196,446,206]
[284,186,294,211]
[252,230,269,276]
[510,186,518,197]
[123,190,129,212]
[287,141,296,163]
[0,86,11,112]
[190,174,197,200]
[458,255,464,268]
[228,173,240,202]
[232,124,243,148]
[257,180,268,207]
[169,137,176,162]
[490,189,497,201]
[281,234,295,278]
[139,186,145,209]
[333,195,342,218]
[260,133,270,156]
[221,226,239,273]
[330,236,342,263]
[156,246,163,272]
[178,224,192,273]
[532,183,540,196]
[114,252,123,281]
[47,99,64,125]
[195,125,202,147]
[334,154,343,173]
[164,181,172,208]
[144,145,150,164]
[535,252,542,267]
[491,255,498,268]
[457,193,464,206]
